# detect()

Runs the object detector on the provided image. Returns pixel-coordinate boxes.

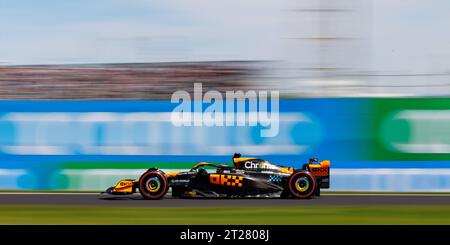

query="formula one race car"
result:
[104,153,330,199]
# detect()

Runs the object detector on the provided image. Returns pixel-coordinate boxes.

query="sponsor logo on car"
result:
[244,161,279,170]
[210,174,243,187]
[310,167,329,176]
[269,175,282,182]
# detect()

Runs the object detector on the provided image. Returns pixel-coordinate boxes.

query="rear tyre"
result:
[287,171,316,199]
[139,170,168,200]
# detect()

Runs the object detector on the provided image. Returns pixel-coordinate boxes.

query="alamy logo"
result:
[171,83,279,137]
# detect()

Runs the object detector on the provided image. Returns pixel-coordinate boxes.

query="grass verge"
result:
[0,205,449,225]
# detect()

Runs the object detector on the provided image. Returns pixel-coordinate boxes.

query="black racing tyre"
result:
[138,170,168,200]
[288,171,316,199]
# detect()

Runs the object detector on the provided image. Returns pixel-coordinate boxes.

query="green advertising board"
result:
[373,98,450,161]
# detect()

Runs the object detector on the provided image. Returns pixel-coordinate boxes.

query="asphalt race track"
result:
[0,193,449,207]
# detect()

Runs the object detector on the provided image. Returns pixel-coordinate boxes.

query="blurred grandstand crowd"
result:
[1,61,449,99]
[0,62,262,100]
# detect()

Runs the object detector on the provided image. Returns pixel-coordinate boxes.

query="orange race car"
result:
[104,153,330,199]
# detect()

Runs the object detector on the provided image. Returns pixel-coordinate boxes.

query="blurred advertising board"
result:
[0,98,448,191]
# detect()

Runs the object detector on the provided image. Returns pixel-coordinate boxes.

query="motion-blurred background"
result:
[0,0,449,192]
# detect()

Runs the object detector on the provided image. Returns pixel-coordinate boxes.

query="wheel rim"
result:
[288,171,316,198]
[294,177,310,192]
[146,177,161,193]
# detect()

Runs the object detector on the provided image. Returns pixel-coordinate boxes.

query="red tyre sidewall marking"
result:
[288,171,316,198]
[139,171,167,199]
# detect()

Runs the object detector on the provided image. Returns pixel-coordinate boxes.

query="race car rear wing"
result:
[309,160,330,177]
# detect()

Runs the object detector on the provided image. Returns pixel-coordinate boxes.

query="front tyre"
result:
[287,171,316,199]
[139,170,168,200]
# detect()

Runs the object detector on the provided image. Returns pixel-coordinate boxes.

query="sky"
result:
[0,0,449,74]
